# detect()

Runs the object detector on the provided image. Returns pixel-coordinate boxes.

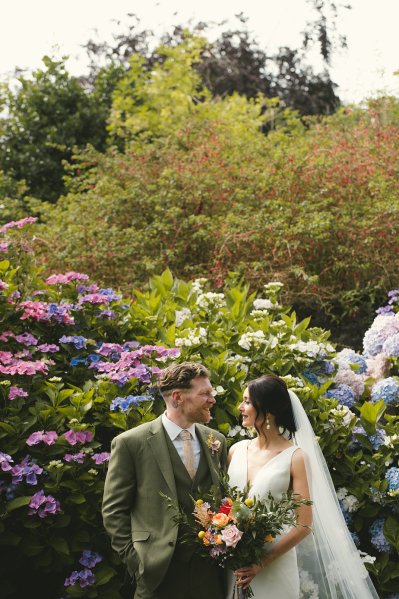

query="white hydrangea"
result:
[383,434,399,448]
[197,292,226,310]
[213,385,226,396]
[330,405,355,426]
[336,487,348,500]
[175,327,207,347]
[227,424,248,438]
[253,298,274,310]
[264,281,284,291]
[47,460,63,469]
[289,340,334,359]
[175,307,192,327]
[342,494,360,513]
[281,374,304,388]
[238,330,267,350]
[192,277,208,292]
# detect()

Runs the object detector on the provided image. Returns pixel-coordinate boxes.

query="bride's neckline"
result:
[246,441,294,489]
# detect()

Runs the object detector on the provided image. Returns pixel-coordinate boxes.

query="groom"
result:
[102,362,227,599]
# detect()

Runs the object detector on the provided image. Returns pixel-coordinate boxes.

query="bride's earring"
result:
[266,415,271,430]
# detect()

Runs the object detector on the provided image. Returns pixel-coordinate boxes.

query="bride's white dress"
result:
[226,441,300,599]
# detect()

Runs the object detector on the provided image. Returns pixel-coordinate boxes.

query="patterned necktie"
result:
[179,429,196,479]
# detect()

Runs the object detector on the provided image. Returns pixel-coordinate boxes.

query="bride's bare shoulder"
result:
[227,439,248,464]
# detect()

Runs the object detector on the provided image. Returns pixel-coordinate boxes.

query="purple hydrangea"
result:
[369,518,391,552]
[386,467,399,492]
[370,377,399,405]
[376,305,394,315]
[11,456,43,485]
[110,395,153,412]
[59,335,88,349]
[64,452,86,464]
[63,430,93,445]
[79,550,102,568]
[28,490,61,517]
[326,384,355,408]
[91,452,110,465]
[37,343,60,353]
[8,386,28,400]
[15,332,38,346]
[64,568,96,588]
[0,452,14,472]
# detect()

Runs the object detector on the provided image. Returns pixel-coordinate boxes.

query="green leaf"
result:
[6,496,31,512]
[49,537,70,555]
[359,400,386,434]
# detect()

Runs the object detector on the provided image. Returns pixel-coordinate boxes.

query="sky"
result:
[1,0,398,103]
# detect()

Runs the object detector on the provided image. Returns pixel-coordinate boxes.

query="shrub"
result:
[0,220,397,597]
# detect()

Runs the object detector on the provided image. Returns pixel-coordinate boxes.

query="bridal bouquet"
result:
[162,476,312,598]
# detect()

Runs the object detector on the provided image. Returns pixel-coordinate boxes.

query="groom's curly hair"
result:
[158,362,210,396]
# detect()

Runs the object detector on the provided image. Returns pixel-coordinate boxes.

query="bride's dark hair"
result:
[247,374,297,439]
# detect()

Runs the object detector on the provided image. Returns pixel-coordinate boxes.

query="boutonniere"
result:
[207,433,221,455]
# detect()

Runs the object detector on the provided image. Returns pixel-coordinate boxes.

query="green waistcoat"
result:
[164,432,213,561]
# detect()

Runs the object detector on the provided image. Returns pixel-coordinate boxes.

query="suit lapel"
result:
[147,416,177,497]
[196,425,221,488]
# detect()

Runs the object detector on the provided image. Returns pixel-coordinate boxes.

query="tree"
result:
[0,57,109,202]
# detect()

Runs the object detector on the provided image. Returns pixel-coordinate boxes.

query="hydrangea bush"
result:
[0,220,398,598]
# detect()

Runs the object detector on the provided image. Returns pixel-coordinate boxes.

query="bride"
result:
[227,374,380,599]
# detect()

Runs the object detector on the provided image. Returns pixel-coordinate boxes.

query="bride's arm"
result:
[235,448,312,586]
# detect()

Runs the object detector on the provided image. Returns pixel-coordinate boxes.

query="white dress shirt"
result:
[162,413,201,471]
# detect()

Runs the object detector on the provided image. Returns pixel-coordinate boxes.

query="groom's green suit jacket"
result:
[102,415,227,593]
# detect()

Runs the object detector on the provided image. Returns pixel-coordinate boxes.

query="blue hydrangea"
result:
[363,329,387,357]
[326,384,355,408]
[337,350,368,374]
[371,377,399,405]
[302,369,320,386]
[386,467,399,491]
[382,333,399,357]
[351,425,385,451]
[369,518,391,552]
[340,504,353,526]
[351,532,360,546]
[79,550,102,568]
[110,395,153,412]
[320,360,335,375]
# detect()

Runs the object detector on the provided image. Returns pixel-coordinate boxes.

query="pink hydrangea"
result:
[0,217,37,234]
[0,280,9,291]
[0,331,14,342]
[0,359,48,376]
[15,332,38,346]
[18,301,50,321]
[0,242,9,252]
[46,272,89,285]
[37,344,60,353]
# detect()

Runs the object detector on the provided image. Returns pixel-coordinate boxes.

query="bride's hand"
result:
[234,563,263,588]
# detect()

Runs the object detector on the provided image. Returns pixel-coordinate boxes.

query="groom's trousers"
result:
[134,551,226,599]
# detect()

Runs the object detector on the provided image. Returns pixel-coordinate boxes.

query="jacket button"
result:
[168,541,174,546]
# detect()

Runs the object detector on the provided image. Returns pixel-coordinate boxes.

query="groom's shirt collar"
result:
[161,412,197,441]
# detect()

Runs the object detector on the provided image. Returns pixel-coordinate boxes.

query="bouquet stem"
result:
[232,579,254,598]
